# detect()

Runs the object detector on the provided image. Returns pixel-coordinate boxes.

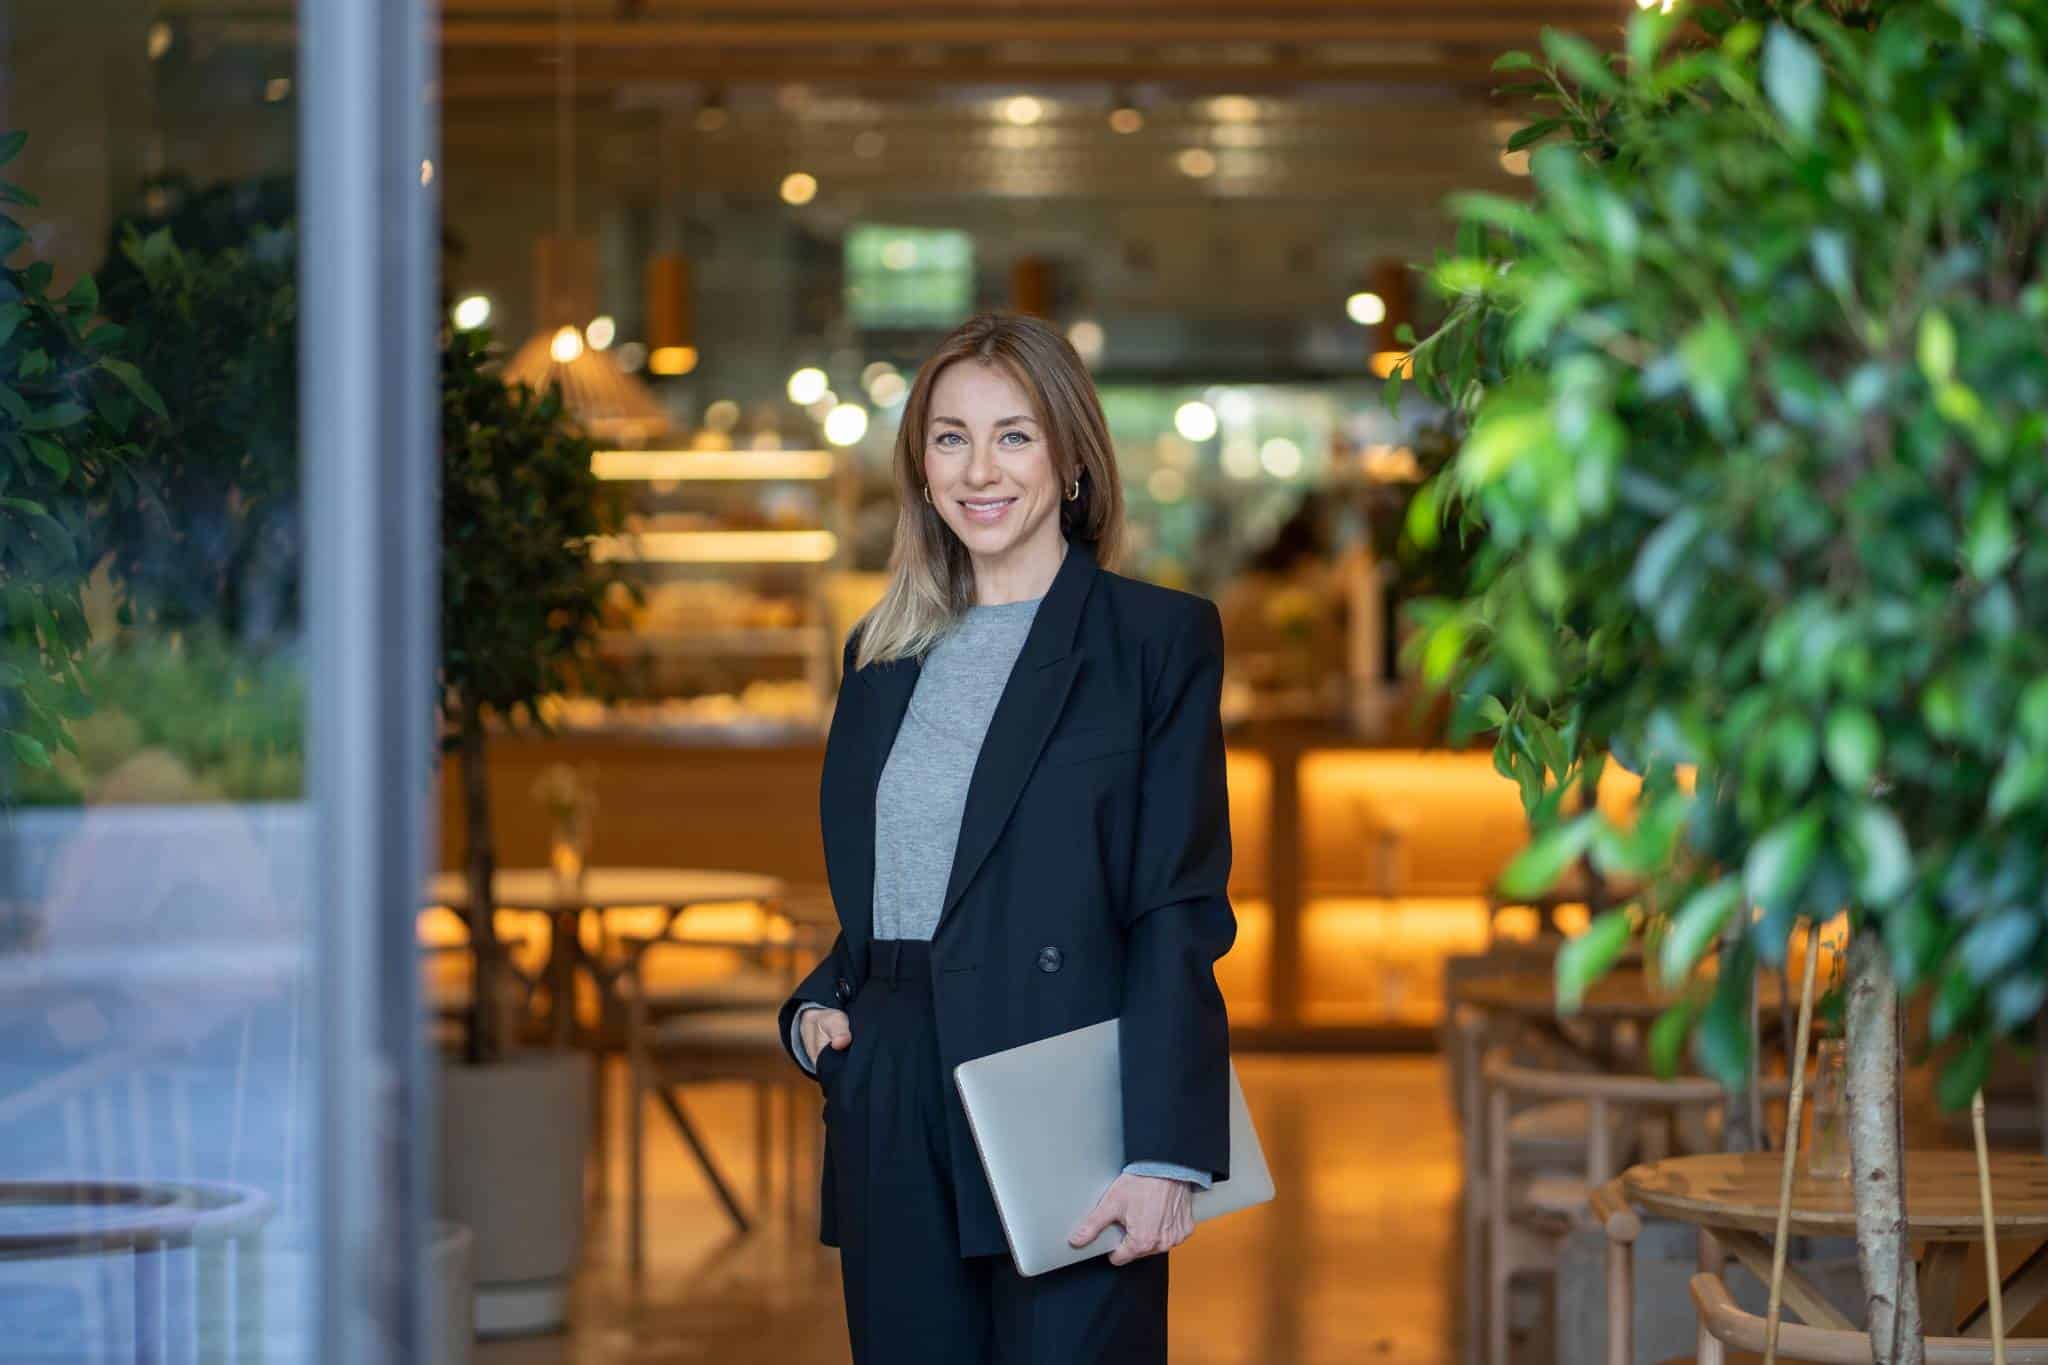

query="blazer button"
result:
[835,976,854,1004]
[1036,946,1064,974]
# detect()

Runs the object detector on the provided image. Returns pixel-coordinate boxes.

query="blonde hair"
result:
[850,312,1125,670]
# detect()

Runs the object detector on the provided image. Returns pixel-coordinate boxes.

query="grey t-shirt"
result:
[871,595,1043,941]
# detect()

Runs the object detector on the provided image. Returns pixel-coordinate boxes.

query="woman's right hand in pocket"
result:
[802,1007,853,1069]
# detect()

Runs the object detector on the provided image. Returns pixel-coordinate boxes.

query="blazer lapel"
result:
[935,536,1100,933]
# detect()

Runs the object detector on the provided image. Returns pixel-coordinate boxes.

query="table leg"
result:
[1920,1241,1967,1335]
[1964,1238,2048,1337]
[135,1244,165,1365]
[196,1243,228,1364]
[1715,1229,1856,1331]
[653,1087,752,1234]
[236,1231,264,1365]
[165,1242,195,1365]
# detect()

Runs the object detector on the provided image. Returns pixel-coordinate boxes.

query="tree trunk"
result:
[459,697,503,1067]
[1846,932,1924,1365]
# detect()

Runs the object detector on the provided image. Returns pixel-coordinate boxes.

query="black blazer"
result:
[779,533,1238,1258]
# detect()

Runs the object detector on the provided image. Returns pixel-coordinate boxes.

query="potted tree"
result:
[434,322,622,1336]
[1402,4,2048,1362]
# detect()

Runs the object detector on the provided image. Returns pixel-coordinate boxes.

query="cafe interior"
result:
[6,2,2042,1364]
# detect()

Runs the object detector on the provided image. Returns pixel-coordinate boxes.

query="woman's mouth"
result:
[957,496,1017,525]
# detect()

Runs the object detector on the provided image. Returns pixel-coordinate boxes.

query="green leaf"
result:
[1557,908,1633,1014]
[61,273,98,316]
[96,357,168,421]
[1936,1035,1992,1114]
[1824,707,1880,791]
[1507,119,1566,153]
[1744,809,1823,911]
[1648,996,1704,1079]
[1918,311,1957,385]
[1543,30,1622,97]
[7,731,50,767]
[1661,879,1742,987]
[1848,803,1913,904]
[23,402,87,431]
[1964,492,2015,579]
[0,131,26,166]
[1958,909,2038,985]
[24,435,67,477]
[1679,316,1743,426]
[1695,945,1755,1090]
[1762,24,1824,140]
[1492,50,1539,73]
[1499,814,1597,900]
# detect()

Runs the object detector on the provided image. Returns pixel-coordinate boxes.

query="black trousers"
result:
[818,939,1169,1365]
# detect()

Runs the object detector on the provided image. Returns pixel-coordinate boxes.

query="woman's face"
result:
[922,361,1066,568]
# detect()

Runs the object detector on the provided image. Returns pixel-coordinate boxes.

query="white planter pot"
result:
[437,1051,590,1337]
[428,1221,475,1365]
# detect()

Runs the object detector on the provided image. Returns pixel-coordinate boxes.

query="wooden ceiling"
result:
[183,1,1629,101]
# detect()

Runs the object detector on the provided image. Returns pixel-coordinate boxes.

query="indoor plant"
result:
[1401,4,2048,1361]
[435,321,621,1335]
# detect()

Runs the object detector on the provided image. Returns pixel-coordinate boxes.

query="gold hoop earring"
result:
[1065,476,1081,502]
[922,484,933,505]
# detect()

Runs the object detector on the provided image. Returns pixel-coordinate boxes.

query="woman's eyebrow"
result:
[931,414,1039,428]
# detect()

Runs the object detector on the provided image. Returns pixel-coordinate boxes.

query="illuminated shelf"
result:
[592,529,840,564]
[597,627,824,656]
[592,449,836,482]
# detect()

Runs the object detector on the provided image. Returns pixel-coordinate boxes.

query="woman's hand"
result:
[1068,1172,1195,1265]
[801,1006,853,1068]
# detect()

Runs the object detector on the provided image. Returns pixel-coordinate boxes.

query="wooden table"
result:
[1456,970,1783,1022]
[1625,1151,2048,1335]
[423,867,786,1041]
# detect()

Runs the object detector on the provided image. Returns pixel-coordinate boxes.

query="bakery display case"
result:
[548,447,856,740]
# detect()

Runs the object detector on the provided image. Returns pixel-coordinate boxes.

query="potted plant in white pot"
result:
[434,321,623,1337]
[1401,3,2048,1361]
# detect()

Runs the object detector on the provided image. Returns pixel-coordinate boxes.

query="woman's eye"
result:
[1001,431,1030,445]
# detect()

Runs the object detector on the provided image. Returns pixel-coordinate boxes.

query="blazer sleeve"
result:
[1119,598,1238,1181]
[777,627,863,1075]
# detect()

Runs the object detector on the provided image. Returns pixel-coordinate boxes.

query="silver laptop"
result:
[953,1017,1275,1276]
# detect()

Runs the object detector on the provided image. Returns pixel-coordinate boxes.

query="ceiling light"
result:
[586,315,617,351]
[1209,95,1259,124]
[615,341,648,373]
[787,367,829,405]
[861,361,898,390]
[696,106,728,133]
[824,403,870,447]
[264,77,292,103]
[1221,438,1260,480]
[1176,148,1217,179]
[1110,107,1144,135]
[147,22,173,61]
[451,294,492,331]
[781,172,818,205]
[549,325,585,365]
[705,400,740,432]
[1002,95,1045,126]
[649,345,698,376]
[869,372,908,406]
[1147,468,1187,502]
[1259,438,1303,478]
[1173,401,1218,442]
[1066,320,1106,367]
[1346,291,1387,326]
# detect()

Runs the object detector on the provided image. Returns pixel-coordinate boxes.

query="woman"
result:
[779,311,1237,1365]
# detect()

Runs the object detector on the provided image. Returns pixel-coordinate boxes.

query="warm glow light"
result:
[1635,0,1677,10]
[549,325,585,364]
[786,367,829,405]
[1260,437,1304,478]
[420,159,435,187]
[696,105,729,133]
[807,390,839,420]
[615,341,648,372]
[452,294,492,331]
[264,77,292,103]
[147,22,173,60]
[1346,291,1387,326]
[780,172,818,205]
[1210,95,1259,123]
[592,449,834,482]
[705,399,741,432]
[1173,401,1219,442]
[1002,95,1045,126]
[1500,149,1532,177]
[591,529,839,564]
[1109,106,1144,134]
[1222,438,1260,480]
[869,372,908,406]
[1361,443,1424,484]
[1147,467,1187,502]
[823,403,870,447]
[586,315,617,351]
[1176,148,1218,179]
[1370,350,1413,379]
[649,345,698,376]
[1067,320,1106,366]
[861,361,898,391]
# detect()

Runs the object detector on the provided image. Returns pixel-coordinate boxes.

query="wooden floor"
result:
[478,1055,1462,1365]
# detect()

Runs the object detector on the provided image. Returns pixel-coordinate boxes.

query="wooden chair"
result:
[1688,1270,2048,1364]
[622,943,818,1270]
[1481,1059,1763,1365]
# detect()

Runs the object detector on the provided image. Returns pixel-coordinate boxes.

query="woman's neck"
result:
[969,530,1067,606]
